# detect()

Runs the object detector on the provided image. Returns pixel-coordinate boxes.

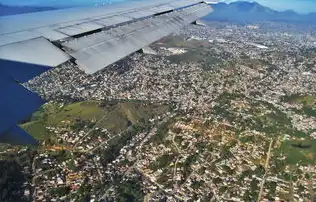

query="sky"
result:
[1,0,316,14]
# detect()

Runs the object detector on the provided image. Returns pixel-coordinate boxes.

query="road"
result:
[257,139,274,202]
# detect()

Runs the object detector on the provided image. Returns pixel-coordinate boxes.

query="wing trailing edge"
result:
[0,74,44,145]
[0,126,38,145]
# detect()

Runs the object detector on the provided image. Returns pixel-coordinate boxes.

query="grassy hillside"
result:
[282,94,316,107]
[278,139,316,165]
[21,100,169,140]
[282,94,316,117]
[97,101,169,134]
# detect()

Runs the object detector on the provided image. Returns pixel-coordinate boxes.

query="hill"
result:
[0,3,55,16]
[21,100,169,140]
[205,1,316,24]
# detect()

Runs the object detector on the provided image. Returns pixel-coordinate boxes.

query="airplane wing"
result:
[0,0,212,145]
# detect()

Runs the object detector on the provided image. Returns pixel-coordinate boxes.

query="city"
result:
[1,17,316,202]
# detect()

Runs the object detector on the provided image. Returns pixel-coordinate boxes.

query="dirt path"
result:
[257,139,273,202]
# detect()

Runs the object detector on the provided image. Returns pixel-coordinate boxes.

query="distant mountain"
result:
[204,1,316,24]
[0,3,56,16]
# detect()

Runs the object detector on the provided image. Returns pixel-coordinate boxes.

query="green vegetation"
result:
[51,150,72,163]
[213,93,311,140]
[213,92,299,137]
[282,94,316,107]
[266,181,277,199]
[149,154,176,171]
[21,100,169,141]
[303,107,316,117]
[0,160,27,202]
[22,120,51,140]
[116,177,144,202]
[21,101,104,140]
[50,101,104,123]
[282,94,316,117]
[76,184,93,201]
[156,169,173,186]
[277,139,316,165]
[20,99,169,201]
[180,154,198,184]
[239,135,255,143]
[97,101,169,134]
[213,92,316,167]
[191,179,204,189]
[49,186,71,197]
[150,118,176,144]
[101,125,148,166]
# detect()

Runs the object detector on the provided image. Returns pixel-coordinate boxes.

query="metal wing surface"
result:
[0,0,213,145]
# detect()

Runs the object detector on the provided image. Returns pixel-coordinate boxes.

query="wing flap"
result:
[0,31,41,47]
[63,3,212,74]
[57,22,104,36]
[124,10,156,19]
[148,5,174,13]
[0,37,70,82]
[94,15,133,27]
[169,0,202,8]
[35,27,69,41]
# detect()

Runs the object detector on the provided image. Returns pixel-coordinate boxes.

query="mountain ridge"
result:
[205,1,316,24]
[1,1,316,24]
[0,3,56,16]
